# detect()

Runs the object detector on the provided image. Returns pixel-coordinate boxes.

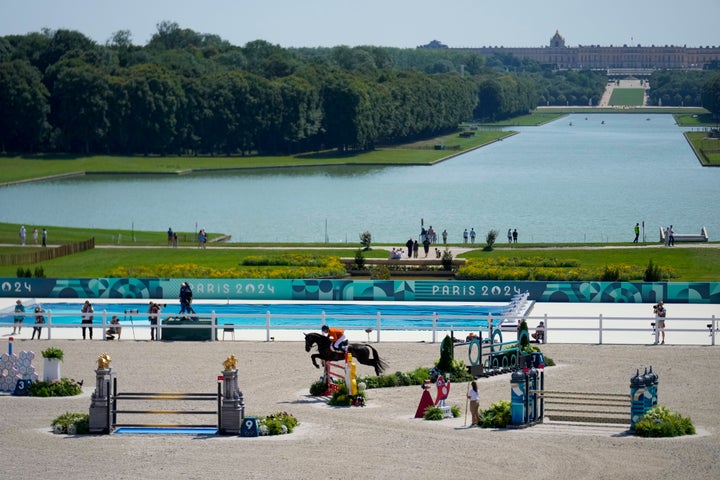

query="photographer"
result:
[653,301,666,345]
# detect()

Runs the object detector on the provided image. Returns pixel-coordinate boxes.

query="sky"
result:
[1,0,719,49]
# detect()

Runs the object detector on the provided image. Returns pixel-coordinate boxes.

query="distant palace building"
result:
[420,31,720,72]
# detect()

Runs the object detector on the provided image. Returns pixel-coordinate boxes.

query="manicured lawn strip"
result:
[0,247,378,278]
[684,132,720,166]
[674,113,718,126]
[473,112,566,126]
[536,107,708,115]
[608,88,645,106]
[460,247,720,282]
[0,131,513,185]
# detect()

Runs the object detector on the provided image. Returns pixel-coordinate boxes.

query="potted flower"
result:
[41,347,64,382]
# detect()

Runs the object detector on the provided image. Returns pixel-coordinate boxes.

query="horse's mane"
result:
[305,332,330,345]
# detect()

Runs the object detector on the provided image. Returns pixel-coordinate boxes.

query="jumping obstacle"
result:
[510,356,658,429]
[322,353,357,396]
[111,377,221,429]
[89,353,246,435]
[453,324,527,377]
[533,390,631,424]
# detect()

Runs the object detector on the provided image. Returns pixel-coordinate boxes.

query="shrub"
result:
[370,265,390,279]
[485,229,499,250]
[360,231,372,250]
[441,248,453,270]
[309,379,327,396]
[29,378,83,397]
[423,406,445,420]
[259,412,298,435]
[41,347,64,361]
[644,259,663,281]
[634,405,695,437]
[353,249,366,270]
[51,412,89,434]
[436,335,454,373]
[450,405,461,418]
[478,400,511,428]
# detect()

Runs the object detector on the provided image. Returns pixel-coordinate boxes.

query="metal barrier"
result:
[532,390,631,425]
[109,377,222,430]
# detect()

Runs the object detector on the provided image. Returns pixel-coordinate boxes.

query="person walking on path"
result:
[412,240,419,258]
[422,236,431,257]
[507,228,512,244]
[406,238,414,258]
[633,223,640,243]
[463,229,468,244]
[467,381,480,426]
[470,228,476,244]
[41,228,47,247]
[442,229,448,245]
[13,299,25,335]
[19,226,26,245]
[81,300,94,339]
[512,229,518,244]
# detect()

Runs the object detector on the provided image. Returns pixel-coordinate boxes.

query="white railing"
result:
[9,310,720,346]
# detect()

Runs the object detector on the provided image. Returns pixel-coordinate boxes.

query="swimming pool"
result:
[2,301,513,330]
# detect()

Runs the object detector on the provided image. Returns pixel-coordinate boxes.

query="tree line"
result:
[2,23,717,156]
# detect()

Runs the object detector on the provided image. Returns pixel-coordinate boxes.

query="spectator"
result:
[531,321,545,343]
[81,300,94,339]
[106,316,122,340]
[31,305,45,340]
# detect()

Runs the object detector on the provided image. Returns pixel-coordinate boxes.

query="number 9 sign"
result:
[240,417,259,437]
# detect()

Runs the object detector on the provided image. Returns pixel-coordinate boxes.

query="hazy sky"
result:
[2,0,718,49]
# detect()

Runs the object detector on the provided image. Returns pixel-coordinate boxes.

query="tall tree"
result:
[0,60,50,152]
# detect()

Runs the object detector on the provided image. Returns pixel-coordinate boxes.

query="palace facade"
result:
[420,32,720,71]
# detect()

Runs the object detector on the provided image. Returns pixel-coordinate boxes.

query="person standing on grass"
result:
[42,228,47,247]
[633,223,640,243]
[467,381,480,426]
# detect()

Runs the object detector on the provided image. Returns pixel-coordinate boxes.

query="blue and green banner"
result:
[1,278,719,304]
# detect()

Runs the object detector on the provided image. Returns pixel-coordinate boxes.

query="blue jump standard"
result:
[114,427,218,435]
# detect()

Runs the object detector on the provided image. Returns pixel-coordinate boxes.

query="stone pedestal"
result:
[219,369,245,435]
[89,368,114,434]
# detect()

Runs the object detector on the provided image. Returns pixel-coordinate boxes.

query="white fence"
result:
[10,310,720,346]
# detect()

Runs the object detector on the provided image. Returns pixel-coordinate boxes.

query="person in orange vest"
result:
[321,325,348,353]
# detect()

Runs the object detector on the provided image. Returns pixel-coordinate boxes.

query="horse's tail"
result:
[366,345,388,375]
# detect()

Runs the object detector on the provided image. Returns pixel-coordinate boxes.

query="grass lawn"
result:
[0,130,514,185]
[609,88,645,106]
[1,221,718,280]
[473,111,566,127]
[674,112,718,127]
[684,132,720,166]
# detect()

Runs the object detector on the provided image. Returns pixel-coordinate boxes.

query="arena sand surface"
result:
[2,339,719,480]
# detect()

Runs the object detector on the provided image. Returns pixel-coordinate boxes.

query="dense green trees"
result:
[0,25,704,156]
[648,70,716,107]
[701,73,720,118]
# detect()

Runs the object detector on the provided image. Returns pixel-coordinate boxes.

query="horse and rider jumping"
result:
[304,327,388,377]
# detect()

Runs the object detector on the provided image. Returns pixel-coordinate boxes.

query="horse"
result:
[304,332,388,376]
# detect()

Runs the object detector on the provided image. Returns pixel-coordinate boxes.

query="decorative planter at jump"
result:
[43,358,61,382]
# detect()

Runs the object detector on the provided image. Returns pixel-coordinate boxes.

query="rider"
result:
[321,325,348,353]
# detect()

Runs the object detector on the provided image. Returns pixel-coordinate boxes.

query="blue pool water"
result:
[1,301,509,329]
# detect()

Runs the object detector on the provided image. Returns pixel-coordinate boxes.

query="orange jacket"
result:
[326,327,345,341]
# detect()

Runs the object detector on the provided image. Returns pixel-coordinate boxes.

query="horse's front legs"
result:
[311,353,322,368]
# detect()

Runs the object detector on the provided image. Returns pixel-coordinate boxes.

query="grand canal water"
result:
[1,113,718,243]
